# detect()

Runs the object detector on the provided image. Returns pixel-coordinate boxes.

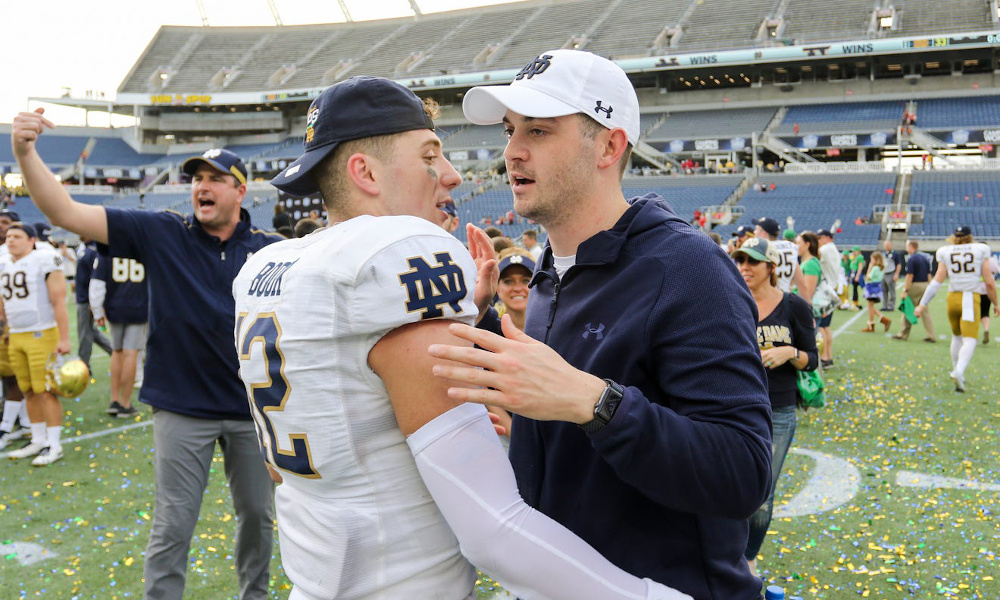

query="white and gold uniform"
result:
[936,242,992,337]
[234,215,478,600]
[0,247,63,392]
[771,239,799,293]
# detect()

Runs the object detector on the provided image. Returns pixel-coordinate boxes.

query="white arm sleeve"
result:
[89,279,107,320]
[407,403,691,600]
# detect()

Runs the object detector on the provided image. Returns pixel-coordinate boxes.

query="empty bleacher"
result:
[774,101,906,135]
[913,96,1000,130]
[891,0,993,38]
[907,170,1000,237]
[782,0,876,44]
[715,173,895,246]
[679,0,779,51]
[646,107,778,140]
[585,0,688,59]
[622,175,744,218]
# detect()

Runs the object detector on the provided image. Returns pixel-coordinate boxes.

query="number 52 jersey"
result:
[936,243,992,293]
[232,215,478,600]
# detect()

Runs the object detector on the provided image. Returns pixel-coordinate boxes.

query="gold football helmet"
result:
[46,353,91,398]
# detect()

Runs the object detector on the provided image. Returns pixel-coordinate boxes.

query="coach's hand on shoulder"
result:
[11,108,55,158]
[428,315,606,425]
[466,224,498,324]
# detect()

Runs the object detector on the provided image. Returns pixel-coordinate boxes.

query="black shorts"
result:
[981,293,992,317]
[817,313,833,327]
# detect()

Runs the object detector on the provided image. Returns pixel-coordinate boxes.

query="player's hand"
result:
[11,108,55,159]
[94,317,106,328]
[466,224,498,323]
[428,315,606,424]
[56,339,71,355]
[487,405,512,438]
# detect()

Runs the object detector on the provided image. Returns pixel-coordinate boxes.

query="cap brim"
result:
[181,157,247,185]
[270,143,340,197]
[463,85,580,125]
[734,247,772,263]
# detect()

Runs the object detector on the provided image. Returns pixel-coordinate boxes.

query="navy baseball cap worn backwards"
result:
[182,149,248,185]
[272,76,436,197]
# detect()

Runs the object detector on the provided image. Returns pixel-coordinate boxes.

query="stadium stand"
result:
[645,107,778,141]
[907,170,1000,237]
[773,101,906,135]
[679,0,780,51]
[715,173,895,246]
[585,0,688,59]
[781,0,876,44]
[622,175,745,218]
[912,96,1000,129]
[892,0,993,38]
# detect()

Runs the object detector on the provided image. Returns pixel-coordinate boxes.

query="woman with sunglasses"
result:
[732,237,819,575]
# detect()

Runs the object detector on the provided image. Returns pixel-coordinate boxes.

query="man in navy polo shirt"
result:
[12,109,281,600]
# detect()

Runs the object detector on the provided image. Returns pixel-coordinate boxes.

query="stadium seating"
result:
[645,107,778,140]
[912,96,1000,129]
[782,0,877,43]
[585,0,689,59]
[774,102,905,135]
[715,173,895,246]
[907,170,1000,237]
[679,0,779,50]
[622,175,744,218]
[891,0,993,38]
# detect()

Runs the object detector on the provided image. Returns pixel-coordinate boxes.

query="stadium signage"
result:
[150,94,213,105]
[115,30,1000,107]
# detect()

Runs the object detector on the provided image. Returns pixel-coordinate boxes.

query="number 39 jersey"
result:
[233,215,478,600]
[936,243,992,293]
[0,246,62,333]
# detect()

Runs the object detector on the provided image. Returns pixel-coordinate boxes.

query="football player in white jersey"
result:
[0,223,71,464]
[237,77,688,600]
[0,209,33,450]
[754,217,810,301]
[915,226,998,392]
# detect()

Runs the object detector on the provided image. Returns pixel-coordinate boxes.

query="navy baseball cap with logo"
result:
[732,225,753,237]
[817,228,834,238]
[463,49,640,145]
[33,222,53,242]
[0,209,20,221]
[182,149,248,185]
[954,225,972,236]
[498,252,536,276]
[755,217,781,238]
[272,76,436,198]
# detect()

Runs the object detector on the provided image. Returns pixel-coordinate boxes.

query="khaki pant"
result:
[899,281,936,339]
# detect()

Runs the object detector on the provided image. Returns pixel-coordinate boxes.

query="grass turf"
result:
[1,296,997,598]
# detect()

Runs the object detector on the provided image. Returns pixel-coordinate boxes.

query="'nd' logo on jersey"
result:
[398,252,467,319]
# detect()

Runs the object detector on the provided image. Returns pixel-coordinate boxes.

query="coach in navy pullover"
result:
[433,49,773,600]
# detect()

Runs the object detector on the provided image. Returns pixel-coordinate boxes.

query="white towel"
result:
[961,291,975,322]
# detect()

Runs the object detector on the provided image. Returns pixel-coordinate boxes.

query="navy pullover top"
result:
[106,207,282,420]
[509,194,773,600]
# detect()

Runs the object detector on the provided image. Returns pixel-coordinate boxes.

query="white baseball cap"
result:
[463,49,640,145]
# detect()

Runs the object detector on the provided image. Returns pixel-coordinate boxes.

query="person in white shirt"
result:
[915,225,998,392]
[521,228,544,261]
[0,223,71,465]
[241,76,688,600]
[816,229,844,368]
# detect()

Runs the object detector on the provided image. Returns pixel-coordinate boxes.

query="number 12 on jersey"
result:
[236,312,319,479]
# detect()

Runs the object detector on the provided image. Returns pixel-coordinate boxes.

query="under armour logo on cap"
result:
[515,54,553,80]
[594,101,613,118]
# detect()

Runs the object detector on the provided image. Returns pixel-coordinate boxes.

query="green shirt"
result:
[802,256,822,279]
[850,254,866,272]
[867,265,884,283]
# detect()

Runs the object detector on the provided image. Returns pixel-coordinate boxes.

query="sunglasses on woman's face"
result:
[733,254,764,266]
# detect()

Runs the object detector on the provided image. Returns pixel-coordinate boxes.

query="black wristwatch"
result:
[580,379,625,434]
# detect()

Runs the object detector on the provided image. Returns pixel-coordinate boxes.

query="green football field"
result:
[1,295,997,599]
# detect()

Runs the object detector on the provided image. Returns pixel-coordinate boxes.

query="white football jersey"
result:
[233,215,478,600]
[771,239,799,292]
[0,247,63,333]
[936,243,992,293]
